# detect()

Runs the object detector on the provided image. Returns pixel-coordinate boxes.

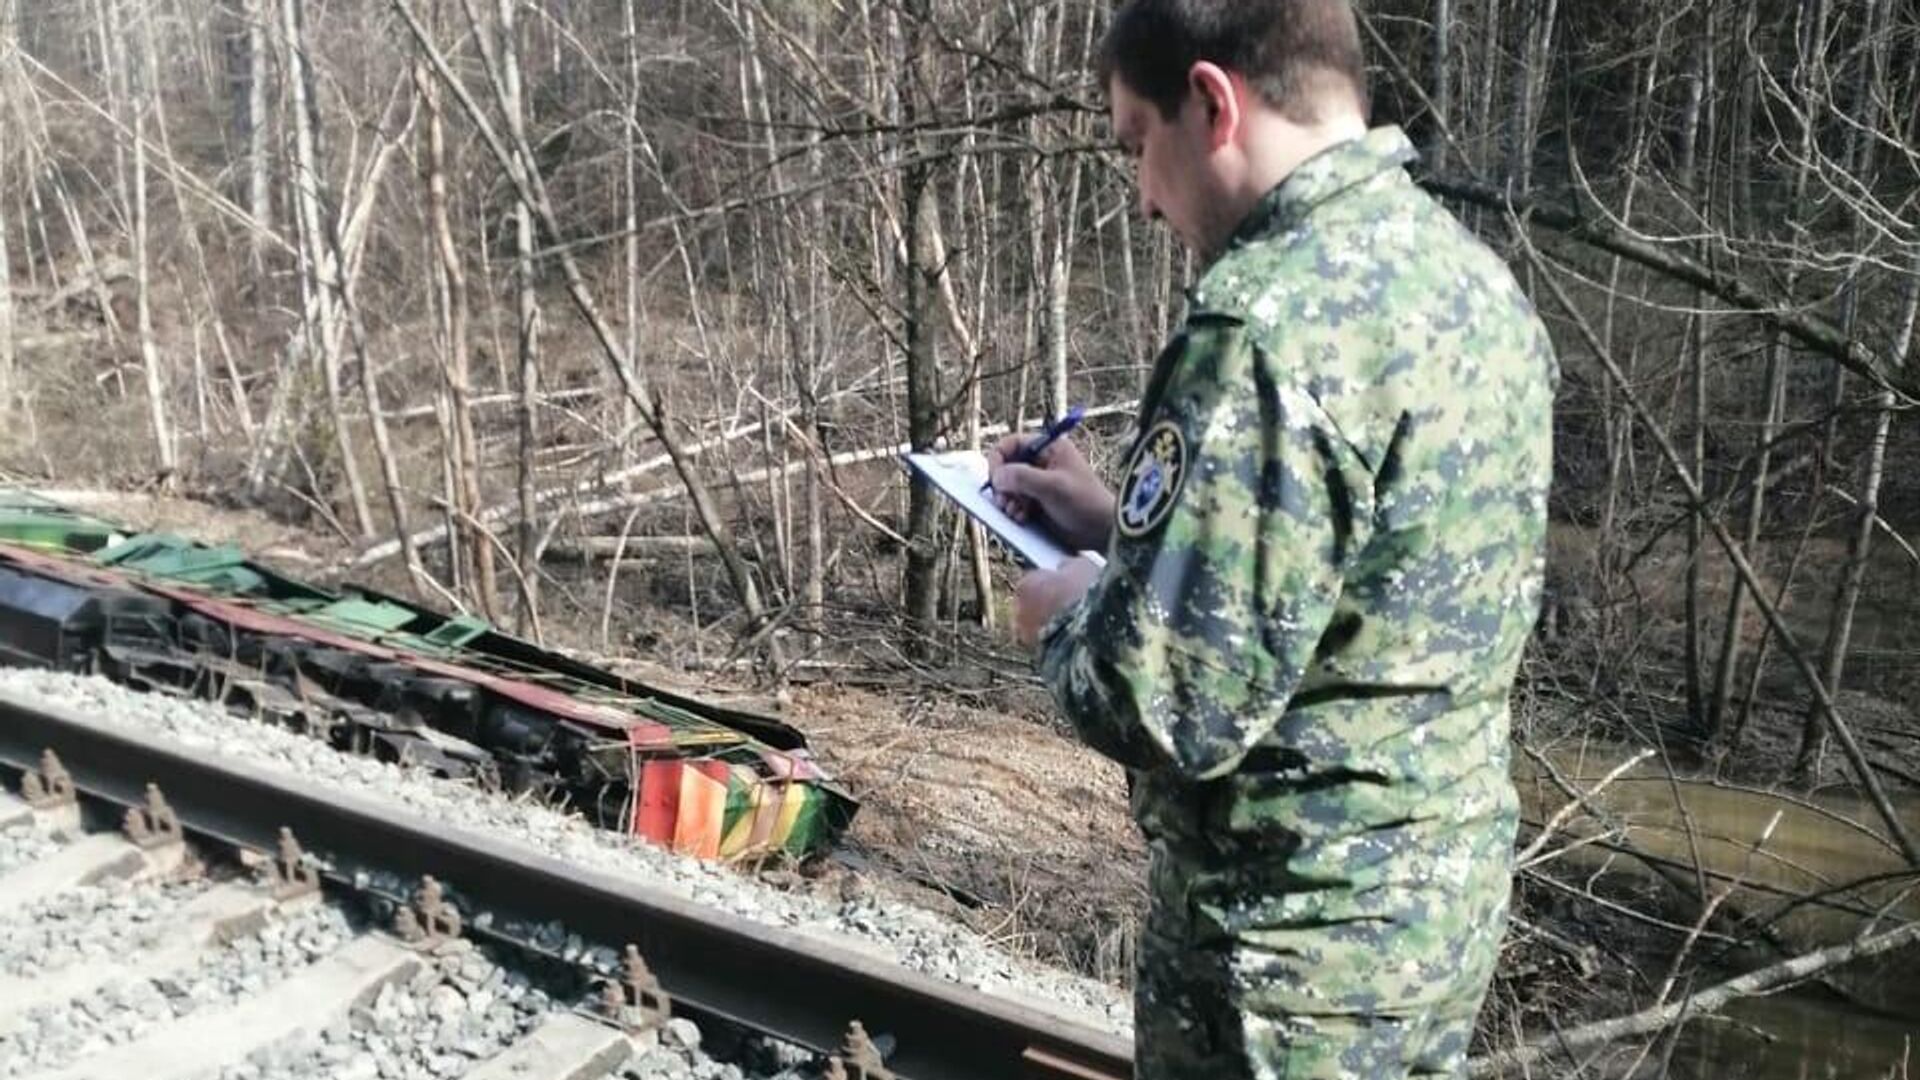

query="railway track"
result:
[0,789,711,1080]
[0,686,1133,1080]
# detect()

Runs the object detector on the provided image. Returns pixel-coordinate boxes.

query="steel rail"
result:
[0,688,1132,1080]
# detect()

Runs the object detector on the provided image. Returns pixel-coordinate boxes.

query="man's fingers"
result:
[987,459,1021,496]
[990,462,1054,500]
[991,483,1033,522]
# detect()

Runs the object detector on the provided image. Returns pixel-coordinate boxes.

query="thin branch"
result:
[1468,918,1920,1075]
[1422,174,1912,403]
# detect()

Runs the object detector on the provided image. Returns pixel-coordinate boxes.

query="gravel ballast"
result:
[0,669,1131,1036]
[0,819,65,877]
[224,938,546,1080]
[0,903,352,1075]
[0,877,208,979]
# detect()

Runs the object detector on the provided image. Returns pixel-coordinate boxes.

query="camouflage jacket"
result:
[1039,127,1556,923]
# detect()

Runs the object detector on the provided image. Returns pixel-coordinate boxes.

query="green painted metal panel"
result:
[421,614,491,649]
[782,786,826,857]
[305,597,419,636]
[1,488,858,858]
[0,492,125,553]
[96,534,270,594]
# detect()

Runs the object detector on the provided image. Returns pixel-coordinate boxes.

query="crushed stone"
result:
[0,669,1131,1037]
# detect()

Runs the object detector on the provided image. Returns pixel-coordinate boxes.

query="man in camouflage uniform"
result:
[988,1,1557,1076]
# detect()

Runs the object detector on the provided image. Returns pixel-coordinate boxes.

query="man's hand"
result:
[987,434,1115,553]
[1013,556,1104,648]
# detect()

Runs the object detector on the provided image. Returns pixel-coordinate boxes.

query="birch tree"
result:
[124,0,177,486]
[283,0,371,535]
[0,0,15,421]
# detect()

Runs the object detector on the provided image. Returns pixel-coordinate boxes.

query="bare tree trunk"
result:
[798,5,827,644]
[416,60,497,619]
[1507,0,1557,197]
[1020,158,1045,426]
[1683,308,1708,726]
[139,0,236,479]
[284,0,371,536]
[0,0,13,421]
[0,175,12,422]
[1116,193,1145,366]
[190,321,209,444]
[95,0,129,283]
[1018,3,1073,423]
[436,388,464,599]
[246,0,271,269]
[900,101,942,645]
[1508,0,1555,275]
[331,227,426,597]
[1592,15,1667,640]
[907,140,994,629]
[207,319,252,442]
[1149,223,1172,347]
[494,0,542,634]
[953,152,994,630]
[1044,5,1092,420]
[892,0,944,642]
[22,184,49,296]
[621,0,640,474]
[1707,0,1817,755]
[1431,0,1451,173]
[0,0,17,360]
[128,4,176,487]
[279,2,427,589]
[1804,271,1913,755]
[1044,225,1069,418]
[1476,0,1501,175]
[1795,0,1893,782]
[1677,9,1714,733]
[736,2,796,615]
[42,12,125,360]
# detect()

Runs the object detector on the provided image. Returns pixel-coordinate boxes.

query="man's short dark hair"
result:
[1099,0,1369,124]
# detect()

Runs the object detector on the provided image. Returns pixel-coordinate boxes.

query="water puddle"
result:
[1516,748,1920,1075]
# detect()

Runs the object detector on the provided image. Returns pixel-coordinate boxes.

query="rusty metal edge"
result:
[0,685,1132,1080]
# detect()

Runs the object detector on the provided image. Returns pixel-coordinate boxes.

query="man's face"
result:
[1109,74,1240,261]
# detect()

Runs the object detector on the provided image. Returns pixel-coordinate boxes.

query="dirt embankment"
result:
[784,681,1144,982]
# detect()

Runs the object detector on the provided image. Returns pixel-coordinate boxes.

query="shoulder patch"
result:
[1117,420,1188,538]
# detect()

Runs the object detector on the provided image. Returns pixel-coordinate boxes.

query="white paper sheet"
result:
[902,450,1090,571]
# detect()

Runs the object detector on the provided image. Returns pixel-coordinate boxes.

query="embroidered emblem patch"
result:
[1117,420,1187,538]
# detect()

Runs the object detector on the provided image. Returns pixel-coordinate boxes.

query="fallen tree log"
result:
[1468,919,1920,1075]
[547,535,745,562]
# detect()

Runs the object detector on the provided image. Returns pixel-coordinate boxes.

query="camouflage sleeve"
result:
[1038,314,1373,780]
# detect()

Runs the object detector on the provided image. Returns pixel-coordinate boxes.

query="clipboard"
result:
[901,451,1102,571]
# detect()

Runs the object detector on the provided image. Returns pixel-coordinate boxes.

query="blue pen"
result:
[982,404,1086,493]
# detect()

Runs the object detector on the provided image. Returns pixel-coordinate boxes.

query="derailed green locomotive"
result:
[0,491,854,859]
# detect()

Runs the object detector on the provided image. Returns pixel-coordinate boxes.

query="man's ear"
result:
[1187,61,1241,152]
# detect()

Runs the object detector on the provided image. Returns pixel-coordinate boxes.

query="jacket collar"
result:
[1217,125,1419,254]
